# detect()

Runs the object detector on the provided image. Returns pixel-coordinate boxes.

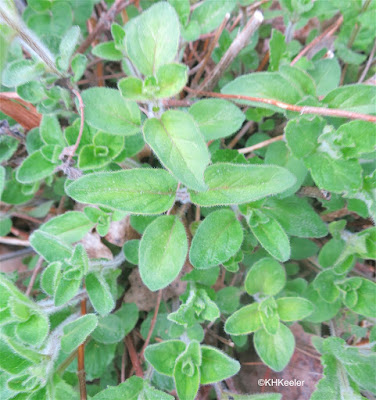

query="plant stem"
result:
[25,257,43,296]
[78,296,87,400]
[184,87,376,123]
[67,90,85,165]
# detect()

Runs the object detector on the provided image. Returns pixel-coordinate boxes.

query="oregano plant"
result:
[0,0,375,399]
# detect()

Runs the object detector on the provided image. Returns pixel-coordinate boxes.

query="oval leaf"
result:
[143,110,210,191]
[189,163,296,206]
[276,297,314,321]
[254,324,295,372]
[189,209,243,269]
[81,88,141,136]
[65,169,178,214]
[139,215,188,291]
[224,303,262,336]
[61,314,98,353]
[86,272,115,316]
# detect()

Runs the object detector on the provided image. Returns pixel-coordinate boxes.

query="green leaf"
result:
[123,239,140,265]
[254,324,295,372]
[173,344,201,400]
[269,29,286,71]
[71,53,87,82]
[2,59,43,87]
[65,169,178,214]
[125,2,180,76]
[115,303,139,336]
[308,58,341,97]
[61,314,98,353]
[0,136,18,162]
[16,313,49,347]
[86,272,115,316]
[91,314,124,344]
[249,215,290,262]
[40,115,64,146]
[16,149,58,184]
[145,340,186,376]
[91,376,142,400]
[188,99,245,141]
[304,284,341,323]
[313,269,341,303]
[285,116,325,159]
[259,297,280,335]
[41,261,61,296]
[189,163,296,206]
[30,230,72,263]
[334,120,376,159]
[224,303,262,335]
[245,258,286,296]
[81,88,141,136]
[0,165,5,200]
[0,336,33,375]
[305,152,362,193]
[92,41,123,61]
[276,297,314,321]
[221,71,309,112]
[264,196,328,238]
[56,25,80,71]
[323,84,376,115]
[191,0,235,35]
[168,0,190,26]
[85,341,117,380]
[189,209,243,269]
[139,215,188,291]
[345,278,376,318]
[200,345,240,384]
[54,277,81,306]
[155,63,188,99]
[143,110,210,191]
[39,211,94,244]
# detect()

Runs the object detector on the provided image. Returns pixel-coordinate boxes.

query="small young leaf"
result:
[189,209,243,269]
[276,297,314,321]
[92,41,123,61]
[188,99,245,141]
[143,110,210,191]
[54,277,81,306]
[254,324,295,372]
[345,278,376,318]
[40,115,64,146]
[81,88,141,136]
[139,215,188,291]
[40,261,62,296]
[16,150,58,184]
[145,340,186,376]
[86,272,115,316]
[244,257,286,296]
[61,314,98,353]
[57,25,80,71]
[224,303,262,335]
[189,163,296,206]
[155,63,188,98]
[249,216,290,262]
[125,2,180,76]
[65,169,178,214]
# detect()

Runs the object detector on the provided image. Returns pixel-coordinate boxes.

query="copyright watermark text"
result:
[258,379,304,387]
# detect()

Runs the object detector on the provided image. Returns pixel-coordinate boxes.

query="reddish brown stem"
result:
[184,87,376,123]
[25,257,43,296]
[125,335,144,377]
[78,298,87,400]
[291,15,343,65]
[139,289,163,360]
[238,134,284,154]
[67,90,85,164]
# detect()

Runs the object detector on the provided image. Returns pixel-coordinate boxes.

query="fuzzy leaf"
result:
[61,314,98,353]
[254,324,295,372]
[125,2,180,76]
[200,346,240,384]
[276,297,314,321]
[30,230,72,263]
[189,209,243,269]
[81,88,141,136]
[16,149,58,184]
[145,340,186,376]
[86,272,115,316]
[65,169,178,214]
[224,303,262,335]
[139,215,188,291]
[189,163,296,206]
[143,110,210,191]
[245,257,286,296]
[188,99,245,141]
